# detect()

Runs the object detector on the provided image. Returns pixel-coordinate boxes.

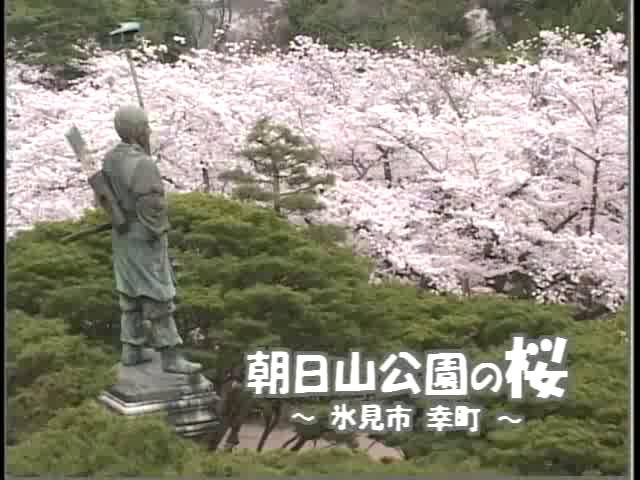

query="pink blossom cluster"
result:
[7,29,628,310]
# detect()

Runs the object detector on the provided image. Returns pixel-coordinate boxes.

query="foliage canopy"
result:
[6,0,193,81]
[7,193,629,475]
[287,0,628,52]
[221,117,335,216]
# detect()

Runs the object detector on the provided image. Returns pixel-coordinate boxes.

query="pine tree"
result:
[7,0,194,83]
[220,117,335,216]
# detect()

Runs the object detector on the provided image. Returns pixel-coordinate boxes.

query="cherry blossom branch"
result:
[6,30,629,311]
[540,205,589,234]
[373,124,442,173]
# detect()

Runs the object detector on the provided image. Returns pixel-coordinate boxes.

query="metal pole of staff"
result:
[109,22,145,109]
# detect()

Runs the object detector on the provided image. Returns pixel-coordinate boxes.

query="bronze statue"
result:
[71,105,202,375]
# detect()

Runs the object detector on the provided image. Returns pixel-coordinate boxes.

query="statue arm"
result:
[131,157,171,239]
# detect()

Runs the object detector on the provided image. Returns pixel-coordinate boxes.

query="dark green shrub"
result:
[7,310,117,443]
[7,193,629,475]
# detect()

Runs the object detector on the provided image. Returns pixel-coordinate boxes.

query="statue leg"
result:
[119,294,152,366]
[141,298,202,375]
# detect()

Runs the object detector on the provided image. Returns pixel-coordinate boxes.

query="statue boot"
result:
[160,347,202,374]
[121,343,153,366]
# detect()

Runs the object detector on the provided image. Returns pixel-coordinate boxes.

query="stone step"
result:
[177,422,221,437]
[165,392,220,411]
[167,407,219,427]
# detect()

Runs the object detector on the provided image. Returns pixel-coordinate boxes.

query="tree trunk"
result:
[375,144,393,187]
[257,401,282,452]
[382,160,393,187]
[281,433,299,449]
[588,158,602,236]
[272,172,281,214]
[289,436,307,451]
[208,423,229,450]
[202,166,211,193]
[572,146,603,237]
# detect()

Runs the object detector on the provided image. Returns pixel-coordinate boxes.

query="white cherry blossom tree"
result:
[7,28,628,312]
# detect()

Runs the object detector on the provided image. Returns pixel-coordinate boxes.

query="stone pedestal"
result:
[98,349,221,438]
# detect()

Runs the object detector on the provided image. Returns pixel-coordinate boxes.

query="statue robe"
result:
[101,142,176,302]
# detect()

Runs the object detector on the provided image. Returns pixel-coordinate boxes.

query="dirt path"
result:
[218,422,403,460]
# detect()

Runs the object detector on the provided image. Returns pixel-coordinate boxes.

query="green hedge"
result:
[7,193,629,475]
[7,311,117,445]
[8,400,440,476]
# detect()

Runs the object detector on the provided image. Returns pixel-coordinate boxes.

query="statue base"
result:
[98,349,221,438]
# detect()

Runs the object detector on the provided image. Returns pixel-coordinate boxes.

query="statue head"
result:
[114,105,151,155]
